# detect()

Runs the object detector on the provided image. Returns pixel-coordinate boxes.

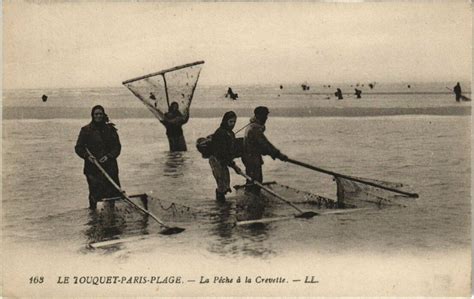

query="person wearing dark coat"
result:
[453,82,462,102]
[160,102,189,152]
[209,111,241,201]
[354,88,362,99]
[225,87,239,100]
[242,106,288,194]
[75,105,122,209]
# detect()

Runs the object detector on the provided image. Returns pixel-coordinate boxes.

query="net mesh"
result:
[335,176,414,207]
[233,178,414,213]
[87,194,202,246]
[234,182,339,208]
[107,194,200,222]
[123,62,204,121]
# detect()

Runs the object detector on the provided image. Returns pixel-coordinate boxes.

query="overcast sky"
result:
[3,2,472,89]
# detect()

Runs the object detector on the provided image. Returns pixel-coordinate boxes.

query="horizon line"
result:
[3,80,472,91]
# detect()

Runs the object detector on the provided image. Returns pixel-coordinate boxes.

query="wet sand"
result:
[2,105,471,120]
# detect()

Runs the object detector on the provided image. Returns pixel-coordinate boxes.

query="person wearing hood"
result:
[453,82,462,102]
[209,111,242,202]
[160,101,189,152]
[75,105,122,209]
[242,106,288,194]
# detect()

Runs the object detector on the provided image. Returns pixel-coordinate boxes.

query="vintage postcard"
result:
[2,1,472,297]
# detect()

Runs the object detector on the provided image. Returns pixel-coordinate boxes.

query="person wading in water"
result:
[354,88,362,99]
[242,106,288,195]
[209,111,242,201]
[160,102,189,151]
[75,105,122,209]
[453,82,462,102]
[225,87,239,100]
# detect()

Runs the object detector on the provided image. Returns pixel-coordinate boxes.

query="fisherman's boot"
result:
[215,189,226,202]
[89,196,97,210]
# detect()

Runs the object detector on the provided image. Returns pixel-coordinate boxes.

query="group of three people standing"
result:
[75,104,287,209]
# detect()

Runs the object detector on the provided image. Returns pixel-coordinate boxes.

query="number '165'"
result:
[29,276,44,284]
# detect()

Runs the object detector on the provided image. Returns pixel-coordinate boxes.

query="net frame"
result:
[334,176,413,207]
[123,61,204,121]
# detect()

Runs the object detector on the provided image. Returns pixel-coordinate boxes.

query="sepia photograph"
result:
[2,1,472,297]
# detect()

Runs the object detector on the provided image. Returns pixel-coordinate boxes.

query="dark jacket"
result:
[75,122,121,175]
[161,111,189,138]
[211,126,236,166]
[242,118,280,167]
[454,84,462,95]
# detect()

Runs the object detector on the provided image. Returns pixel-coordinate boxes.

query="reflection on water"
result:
[163,152,188,178]
[206,196,274,258]
[234,223,274,258]
[84,202,149,244]
[210,201,234,240]
[235,192,266,222]
[3,117,470,257]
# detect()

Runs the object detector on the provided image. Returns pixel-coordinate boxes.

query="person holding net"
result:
[122,61,205,153]
[209,111,242,202]
[160,102,189,152]
[453,82,462,102]
[242,106,288,195]
[75,105,122,209]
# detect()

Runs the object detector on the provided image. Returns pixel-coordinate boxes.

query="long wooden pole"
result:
[122,61,205,84]
[242,173,304,213]
[162,74,170,108]
[236,208,369,226]
[235,122,251,134]
[445,87,471,101]
[235,170,318,218]
[287,158,419,198]
[85,149,185,233]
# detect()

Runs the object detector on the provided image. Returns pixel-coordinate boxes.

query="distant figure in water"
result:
[335,88,343,100]
[354,89,362,99]
[280,85,283,89]
[301,84,310,91]
[368,83,374,89]
[453,82,462,102]
[407,84,411,89]
[160,102,189,152]
[42,94,48,102]
[75,105,122,209]
[225,87,239,100]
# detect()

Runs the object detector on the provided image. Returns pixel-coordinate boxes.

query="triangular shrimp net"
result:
[123,61,204,121]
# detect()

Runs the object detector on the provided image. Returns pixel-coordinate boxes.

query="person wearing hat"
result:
[75,105,122,209]
[242,106,288,194]
[209,111,242,202]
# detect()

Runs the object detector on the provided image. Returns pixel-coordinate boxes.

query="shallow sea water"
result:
[3,115,470,259]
